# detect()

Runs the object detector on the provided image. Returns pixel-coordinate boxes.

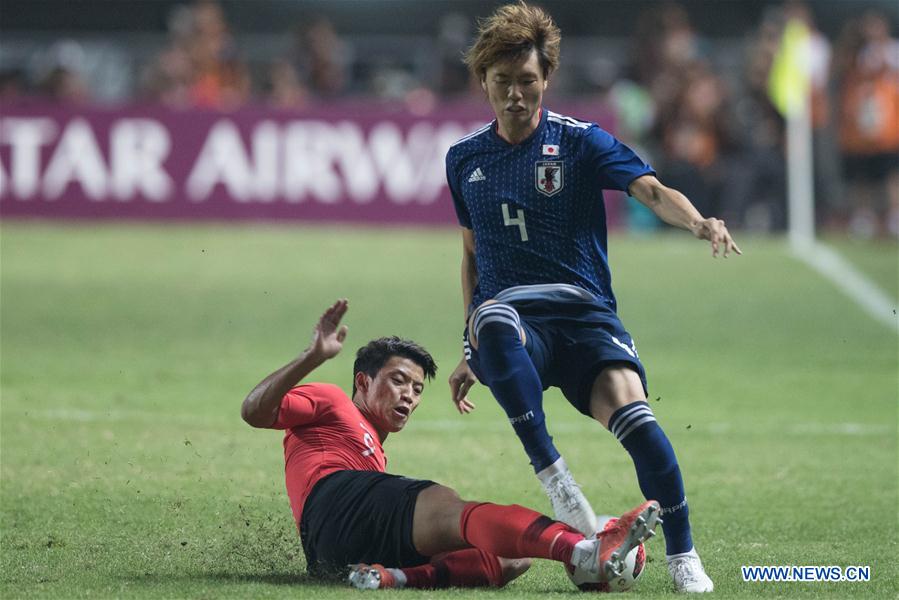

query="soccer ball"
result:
[565,515,647,592]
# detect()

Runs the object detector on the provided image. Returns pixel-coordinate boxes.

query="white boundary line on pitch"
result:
[13,408,894,437]
[792,241,898,333]
[408,420,893,436]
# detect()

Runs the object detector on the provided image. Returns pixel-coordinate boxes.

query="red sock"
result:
[401,549,504,588]
[459,502,583,564]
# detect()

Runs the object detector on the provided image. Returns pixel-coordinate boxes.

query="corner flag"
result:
[768,20,811,118]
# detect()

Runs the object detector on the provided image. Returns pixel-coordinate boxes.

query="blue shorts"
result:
[464,285,648,416]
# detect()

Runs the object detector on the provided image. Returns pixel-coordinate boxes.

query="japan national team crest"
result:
[535,161,564,196]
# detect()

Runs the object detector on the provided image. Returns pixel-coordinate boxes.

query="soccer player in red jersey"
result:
[242,299,660,590]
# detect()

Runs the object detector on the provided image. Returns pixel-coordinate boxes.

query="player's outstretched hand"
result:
[448,357,477,414]
[309,299,349,360]
[691,217,742,258]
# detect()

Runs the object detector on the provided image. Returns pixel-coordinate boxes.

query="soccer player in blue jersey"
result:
[444,2,740,593]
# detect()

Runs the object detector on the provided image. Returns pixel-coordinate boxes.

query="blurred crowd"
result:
[1,0,897,236]
[604,1,898,237]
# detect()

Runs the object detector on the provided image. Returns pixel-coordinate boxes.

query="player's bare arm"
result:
[241,298,349,427]
[460,227,478,320]
[628,174,742,258]
[448,228,478,414]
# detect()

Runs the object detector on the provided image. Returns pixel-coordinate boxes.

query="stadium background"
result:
[1,1,896,598]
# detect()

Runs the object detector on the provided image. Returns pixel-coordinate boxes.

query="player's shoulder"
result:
[447,121,493,159]
[546,110,594,130]
[545,110,597,136]
[547,110,617,152]
[292,382,350,404]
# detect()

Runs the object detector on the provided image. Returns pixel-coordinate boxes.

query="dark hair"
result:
[352,336,437,396]
[464,1,561,79]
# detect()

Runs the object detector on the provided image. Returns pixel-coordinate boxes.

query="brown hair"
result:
[464,1,561,79]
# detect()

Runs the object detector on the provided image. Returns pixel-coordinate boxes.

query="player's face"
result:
[482,49,547,141]
[361,356,425,435]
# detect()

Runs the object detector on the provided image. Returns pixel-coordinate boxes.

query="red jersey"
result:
[269,382,387,526]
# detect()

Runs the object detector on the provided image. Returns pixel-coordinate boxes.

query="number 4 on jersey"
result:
[502,203,529,242]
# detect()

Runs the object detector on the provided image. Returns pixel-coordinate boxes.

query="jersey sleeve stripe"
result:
[450,122,493,147]
[547,111,591,129]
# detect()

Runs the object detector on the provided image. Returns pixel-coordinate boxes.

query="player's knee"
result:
[589,364,646,427]
[469,301,524,350]
[422,485,464,519]
[412,485,468,555]
[497,557,532,586]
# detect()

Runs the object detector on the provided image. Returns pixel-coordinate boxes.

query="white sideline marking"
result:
[16,409,893,437]
[705,422,893,436]
[407,420,892,437]
[793,241,898,333]
[15,407,223,426]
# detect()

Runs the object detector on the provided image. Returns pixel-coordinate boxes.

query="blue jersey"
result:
[446,109,655,314]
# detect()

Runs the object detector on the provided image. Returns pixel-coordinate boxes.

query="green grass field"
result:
[1,223,896,599]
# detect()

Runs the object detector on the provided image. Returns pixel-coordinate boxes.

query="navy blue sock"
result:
[608,401,693,555]
[474,306,559,472]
